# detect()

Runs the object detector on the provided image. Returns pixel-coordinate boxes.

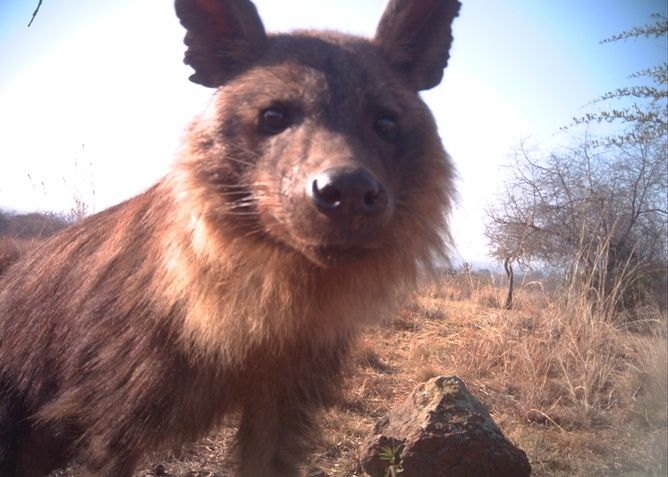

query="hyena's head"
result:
[174,0,459,269]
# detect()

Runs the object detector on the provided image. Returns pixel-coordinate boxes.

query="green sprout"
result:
[378,440,404,477]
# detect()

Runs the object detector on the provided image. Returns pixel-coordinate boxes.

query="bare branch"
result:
[28,0,43,28]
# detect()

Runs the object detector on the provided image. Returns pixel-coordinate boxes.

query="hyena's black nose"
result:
[309,168,389,219]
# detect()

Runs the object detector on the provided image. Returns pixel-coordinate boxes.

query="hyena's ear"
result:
[174,0,267,87]
[374,0,461,91]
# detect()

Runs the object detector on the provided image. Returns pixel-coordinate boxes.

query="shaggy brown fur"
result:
[0,0,459,475]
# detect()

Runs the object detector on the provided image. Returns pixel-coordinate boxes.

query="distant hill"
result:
[0,210,69,239]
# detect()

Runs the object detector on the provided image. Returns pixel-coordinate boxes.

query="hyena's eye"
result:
[374,116,400,142]
[259,108,291,135]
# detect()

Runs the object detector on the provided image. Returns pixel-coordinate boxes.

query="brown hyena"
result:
[0,0,459,475]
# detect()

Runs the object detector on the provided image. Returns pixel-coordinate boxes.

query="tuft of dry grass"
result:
[0,236,37,274]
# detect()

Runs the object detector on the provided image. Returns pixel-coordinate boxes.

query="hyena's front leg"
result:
[0,405,18,476]
[236,384,320,477]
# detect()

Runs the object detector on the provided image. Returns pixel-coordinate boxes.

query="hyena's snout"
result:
[274,160,396,267]
[307,167,392,227]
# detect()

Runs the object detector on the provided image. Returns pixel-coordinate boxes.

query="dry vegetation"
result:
[0,236,38,274]
[96,270,665,477]
[0,211,68,273]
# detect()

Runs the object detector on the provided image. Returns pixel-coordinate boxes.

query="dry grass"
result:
[44,272,668,476]
[0,236,38,274]
[316,272,667,476]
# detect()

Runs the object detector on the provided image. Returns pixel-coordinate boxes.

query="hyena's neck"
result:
[152,177,404,368]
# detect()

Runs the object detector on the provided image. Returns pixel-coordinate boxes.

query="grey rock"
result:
[360,376,531,477]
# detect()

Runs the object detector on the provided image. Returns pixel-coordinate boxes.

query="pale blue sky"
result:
[0,0,665,266]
